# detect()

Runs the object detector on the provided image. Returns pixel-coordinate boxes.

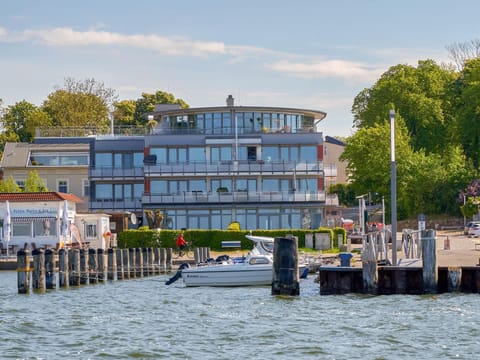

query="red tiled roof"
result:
[0,192,83,203]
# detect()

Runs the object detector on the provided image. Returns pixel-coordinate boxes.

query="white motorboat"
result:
[166,234,308,287]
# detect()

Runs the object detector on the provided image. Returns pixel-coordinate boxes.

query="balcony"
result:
[144,160,324,177]
[142,190,326,205]
[89,198,142,212]
[89,167,144,180]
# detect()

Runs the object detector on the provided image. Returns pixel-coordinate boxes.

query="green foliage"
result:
[328,183,356,206]
[0,175,21,192]
[24,170,48,192]
[133,91,189,125]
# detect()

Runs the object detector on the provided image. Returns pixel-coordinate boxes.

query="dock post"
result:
[107,248,116,281]
[32,248,45,291]
[272,235,300,296]
[362,236,377,294]
[136,247,143,278]
[97,249,106,283]
[166,248,172,271]
[422,229,437,294]
[153,248,160,275]
[116,249,124,280]
[148,248,155,275]
[129,248,136,278]
[123,248,130,279]
[79,249,88,285]
[88,248,98,284]
[159,248,166,273]
[142,247,149,277]
[69,249,80,286]
[17,249,31,294]
[194,247,200,264]
[58,248,69,287]
[45,248,56,289]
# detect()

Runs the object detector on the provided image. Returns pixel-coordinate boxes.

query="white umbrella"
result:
[61,200,69,246]
[5,200,11,256]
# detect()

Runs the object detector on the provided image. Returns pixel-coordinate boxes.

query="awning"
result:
[11,217,57,223]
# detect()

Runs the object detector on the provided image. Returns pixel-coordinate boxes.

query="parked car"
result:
[465,221,480,235]
[468,223,480,237]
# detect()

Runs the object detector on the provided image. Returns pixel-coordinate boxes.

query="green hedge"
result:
[117,228,346,251]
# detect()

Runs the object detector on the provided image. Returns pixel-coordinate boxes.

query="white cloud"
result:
[267,59,384,83]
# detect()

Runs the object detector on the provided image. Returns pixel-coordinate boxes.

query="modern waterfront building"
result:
[2,95,339,231]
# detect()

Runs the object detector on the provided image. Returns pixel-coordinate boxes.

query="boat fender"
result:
[165,263,190,285]
[300,267,309,279]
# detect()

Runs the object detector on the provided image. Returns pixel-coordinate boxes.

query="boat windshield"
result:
[259,241,273,253]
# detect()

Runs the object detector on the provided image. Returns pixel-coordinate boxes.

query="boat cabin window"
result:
[259,241,273,253]
[249,257,270,265]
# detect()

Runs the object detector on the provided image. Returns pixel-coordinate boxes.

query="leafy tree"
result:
[328,183,356,207]
[133,91,189,125]
[24,170,48,192]
[42,78,117,130]
[113,99,136,127]
[1,100,52,143]
[0,175,21,192]
[351,60,456,154]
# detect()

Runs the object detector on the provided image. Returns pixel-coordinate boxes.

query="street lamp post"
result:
[390,109,397,266]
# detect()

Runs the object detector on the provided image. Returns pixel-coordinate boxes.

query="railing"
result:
[142,190,326,205]
[144,160,324,176]
[89,198,143,211]
[89,167,144,179]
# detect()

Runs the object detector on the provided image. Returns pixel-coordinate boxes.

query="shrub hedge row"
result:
[117,227,347,251]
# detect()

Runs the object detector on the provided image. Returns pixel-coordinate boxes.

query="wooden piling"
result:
[272,236,300,296]
[362,239,377,294]
[148,248,155,275]
[194,247,200,264]
[17,249,31,294]
[45,248,56,290]
[129,248,136,278]
[107,248,116,281]
[422,229,437,294]
[32,248,45,291]
[142,247,149,277]
[58,248,69,288]
[79,249,88,285]
[166,248,172,271]
[135,247,143,278]
[123,248,130,279]
[97,249,106,283]
[153,248,160,275]
[116,249,124,280]
[159,248,166,273]
[88,248,98,284]
[69,249,80,286]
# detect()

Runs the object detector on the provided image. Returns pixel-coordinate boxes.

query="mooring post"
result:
[136,247,143,278]
[45,248,56,290]
[148,248,155,275]
[142,247,149,277]
[194,247,200,264]
[129,248,136,278]
[58,248,69,288]
[159,248,166,273]
[69,249,80,286]
[272,235,300,296]
[153,248,160,275]
[97,249,106,283]
[166,248,172,271]
[79,249,88,285]
[32,248,45,291]
[107,248,116,281]
[88,248,98,284]
[17,249,31,294]
[116,249,124,280]
[362,237,377,294]
[123,248,130,279]
[422,229,437,294]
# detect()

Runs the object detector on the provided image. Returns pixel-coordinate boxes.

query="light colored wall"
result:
[323,141,348,188]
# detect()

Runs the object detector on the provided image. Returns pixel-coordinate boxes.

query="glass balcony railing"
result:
[89,198,143,212]
[89,167,144,179]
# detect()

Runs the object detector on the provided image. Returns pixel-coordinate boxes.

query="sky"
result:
[0,0,478,137]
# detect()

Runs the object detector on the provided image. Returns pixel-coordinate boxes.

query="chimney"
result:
[226,94,234,107]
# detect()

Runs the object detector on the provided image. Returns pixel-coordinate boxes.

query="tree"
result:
[1,100,52,143]
[351,60,456,154]
[113,99,137,127]
[0,175,21,192]
[24,170,48,192]
[446,39,480,70]
[133,91,188,125]
[42,78,117,130]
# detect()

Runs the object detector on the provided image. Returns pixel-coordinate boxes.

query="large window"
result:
[210,146,232,162]
[29,152,89,166]
[95,153,112,168]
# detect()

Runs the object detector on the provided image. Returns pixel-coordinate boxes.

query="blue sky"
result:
[1,0,478,136]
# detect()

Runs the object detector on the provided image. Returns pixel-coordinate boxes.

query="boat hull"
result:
[182,265,273,287]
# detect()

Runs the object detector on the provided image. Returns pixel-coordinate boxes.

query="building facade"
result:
[3,96,338,231]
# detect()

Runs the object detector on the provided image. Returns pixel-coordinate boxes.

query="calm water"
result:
[0,271,479,360]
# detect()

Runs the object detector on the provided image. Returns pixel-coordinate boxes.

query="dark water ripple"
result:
[1,271,479,359]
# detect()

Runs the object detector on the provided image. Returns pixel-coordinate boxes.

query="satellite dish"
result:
[130,213,137,225]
